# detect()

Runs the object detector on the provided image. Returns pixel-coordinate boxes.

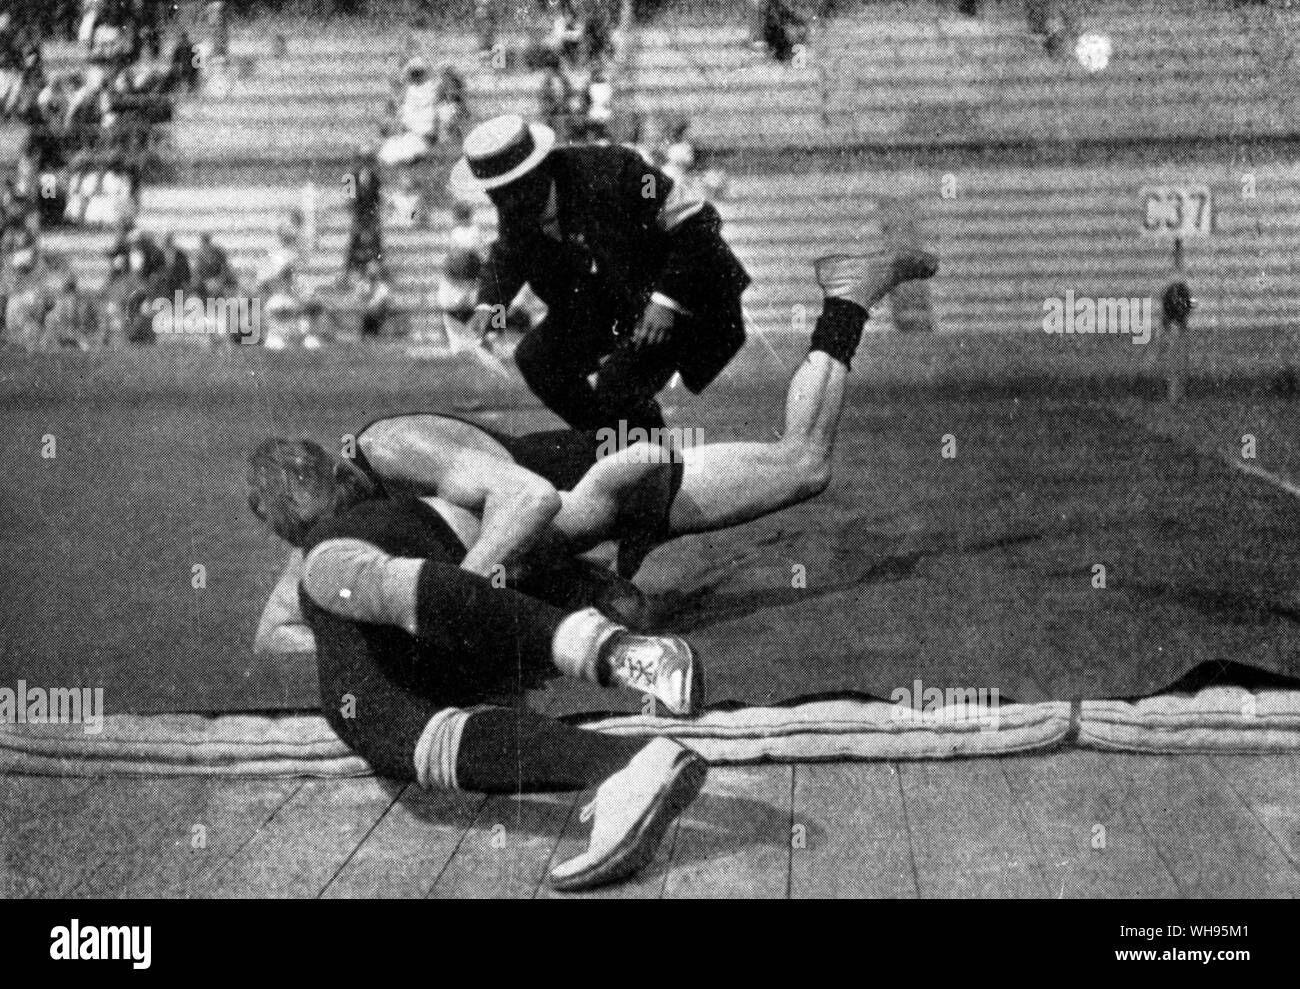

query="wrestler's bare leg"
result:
[552,347,846,551]
[552,251,939,548]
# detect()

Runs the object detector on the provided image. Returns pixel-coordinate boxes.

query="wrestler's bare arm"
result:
[358,417,563,577]
[438,449,563,577]
[253,549,316,653]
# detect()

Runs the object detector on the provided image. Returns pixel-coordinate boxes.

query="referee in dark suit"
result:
[453,114,750,433]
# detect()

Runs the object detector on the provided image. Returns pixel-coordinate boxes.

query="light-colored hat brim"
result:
[450,123,556,199]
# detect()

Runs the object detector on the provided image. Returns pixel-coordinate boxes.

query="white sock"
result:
[552,607,625,683]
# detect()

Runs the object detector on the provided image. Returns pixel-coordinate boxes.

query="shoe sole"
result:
[814,249,940,287]
[548,753,708,893]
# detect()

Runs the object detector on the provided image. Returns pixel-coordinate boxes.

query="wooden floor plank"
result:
[204,777,399,898]
[1109,754,1300,898]
[322,786,486,899]
[790,762,917,898]
[1001,751,1179,898]
[79,777,304,898]
[662,765,793,899]
[1209,754,1300,878]
[1,775,103,898]
[429,792,578,899]
[899,759,1049,898]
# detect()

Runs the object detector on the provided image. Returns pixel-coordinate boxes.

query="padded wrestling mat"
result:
[4,346,1300,728]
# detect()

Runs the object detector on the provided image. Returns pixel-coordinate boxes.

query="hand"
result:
[465,306,494,343]
[632,301,676,350]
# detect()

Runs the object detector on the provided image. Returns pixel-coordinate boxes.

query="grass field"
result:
[3,333,1300,716]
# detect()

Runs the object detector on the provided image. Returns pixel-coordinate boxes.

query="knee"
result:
[514,326,572,386]
[621,440,672,465]
[512,328,551,383]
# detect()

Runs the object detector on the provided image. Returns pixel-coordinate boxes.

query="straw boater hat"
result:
[450,114,556,199]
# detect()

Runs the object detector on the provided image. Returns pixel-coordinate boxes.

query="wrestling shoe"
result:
[548,737,708,892]
[571,558,652,629]
[814,248,939,311]
[606,632,703,717]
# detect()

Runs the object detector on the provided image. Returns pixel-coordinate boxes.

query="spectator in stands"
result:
[84,0,139,70]
[388,168,424,229]
[0,10,24,115]
[41,271,100,349]
[379,56,438,166]
[661,117,694,184]
[356,259,392,338]
[99,249,133,346]
[158,230,191,296]
[260,208,304,293]
[438,200,484,327]
[131,0,162,60]
[1042,8,1073,58]
[194,230,238,300]
[122,235,158,344]
[749,0,806,62]
[106,218,159,272]
[0,178,26,247]
[474,0,497,59]
[546,2,585,68]
[202,0,228,62]
[168,29,201,94]
[7,42,46,120]
[343,144,383,280]
[581,0,614,65]
[1,227,47,346]
[537,52,572,140]
[583,65,613,142]
[434,65,469,145]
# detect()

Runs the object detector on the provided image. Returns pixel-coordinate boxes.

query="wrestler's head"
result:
[247,438,377,546]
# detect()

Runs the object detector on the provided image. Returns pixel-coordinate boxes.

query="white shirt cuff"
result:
[650,292,691,317]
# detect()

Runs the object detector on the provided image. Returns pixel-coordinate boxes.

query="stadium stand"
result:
[6,0,1300,345]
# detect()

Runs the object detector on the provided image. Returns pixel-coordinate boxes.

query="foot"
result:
[572,558,652,629]
[814,248,939,311]
[548,737,707,892]
[606,632,703,717]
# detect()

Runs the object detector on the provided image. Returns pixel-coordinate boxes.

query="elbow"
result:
[523,483,562,521]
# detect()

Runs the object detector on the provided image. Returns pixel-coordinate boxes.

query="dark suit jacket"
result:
[475,144,750,393]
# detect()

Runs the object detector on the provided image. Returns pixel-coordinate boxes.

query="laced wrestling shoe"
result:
[548,737,707,892]
[814,248,939,311]
[606,633,703,717]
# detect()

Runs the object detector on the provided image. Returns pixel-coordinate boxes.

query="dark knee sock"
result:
[809,297,869,370]
[455,706,648,793]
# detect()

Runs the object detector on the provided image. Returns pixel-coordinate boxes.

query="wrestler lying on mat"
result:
[245,249,936,891]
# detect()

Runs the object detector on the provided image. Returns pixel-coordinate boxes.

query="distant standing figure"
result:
[344,145,383,279]
[438,201,484,326]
